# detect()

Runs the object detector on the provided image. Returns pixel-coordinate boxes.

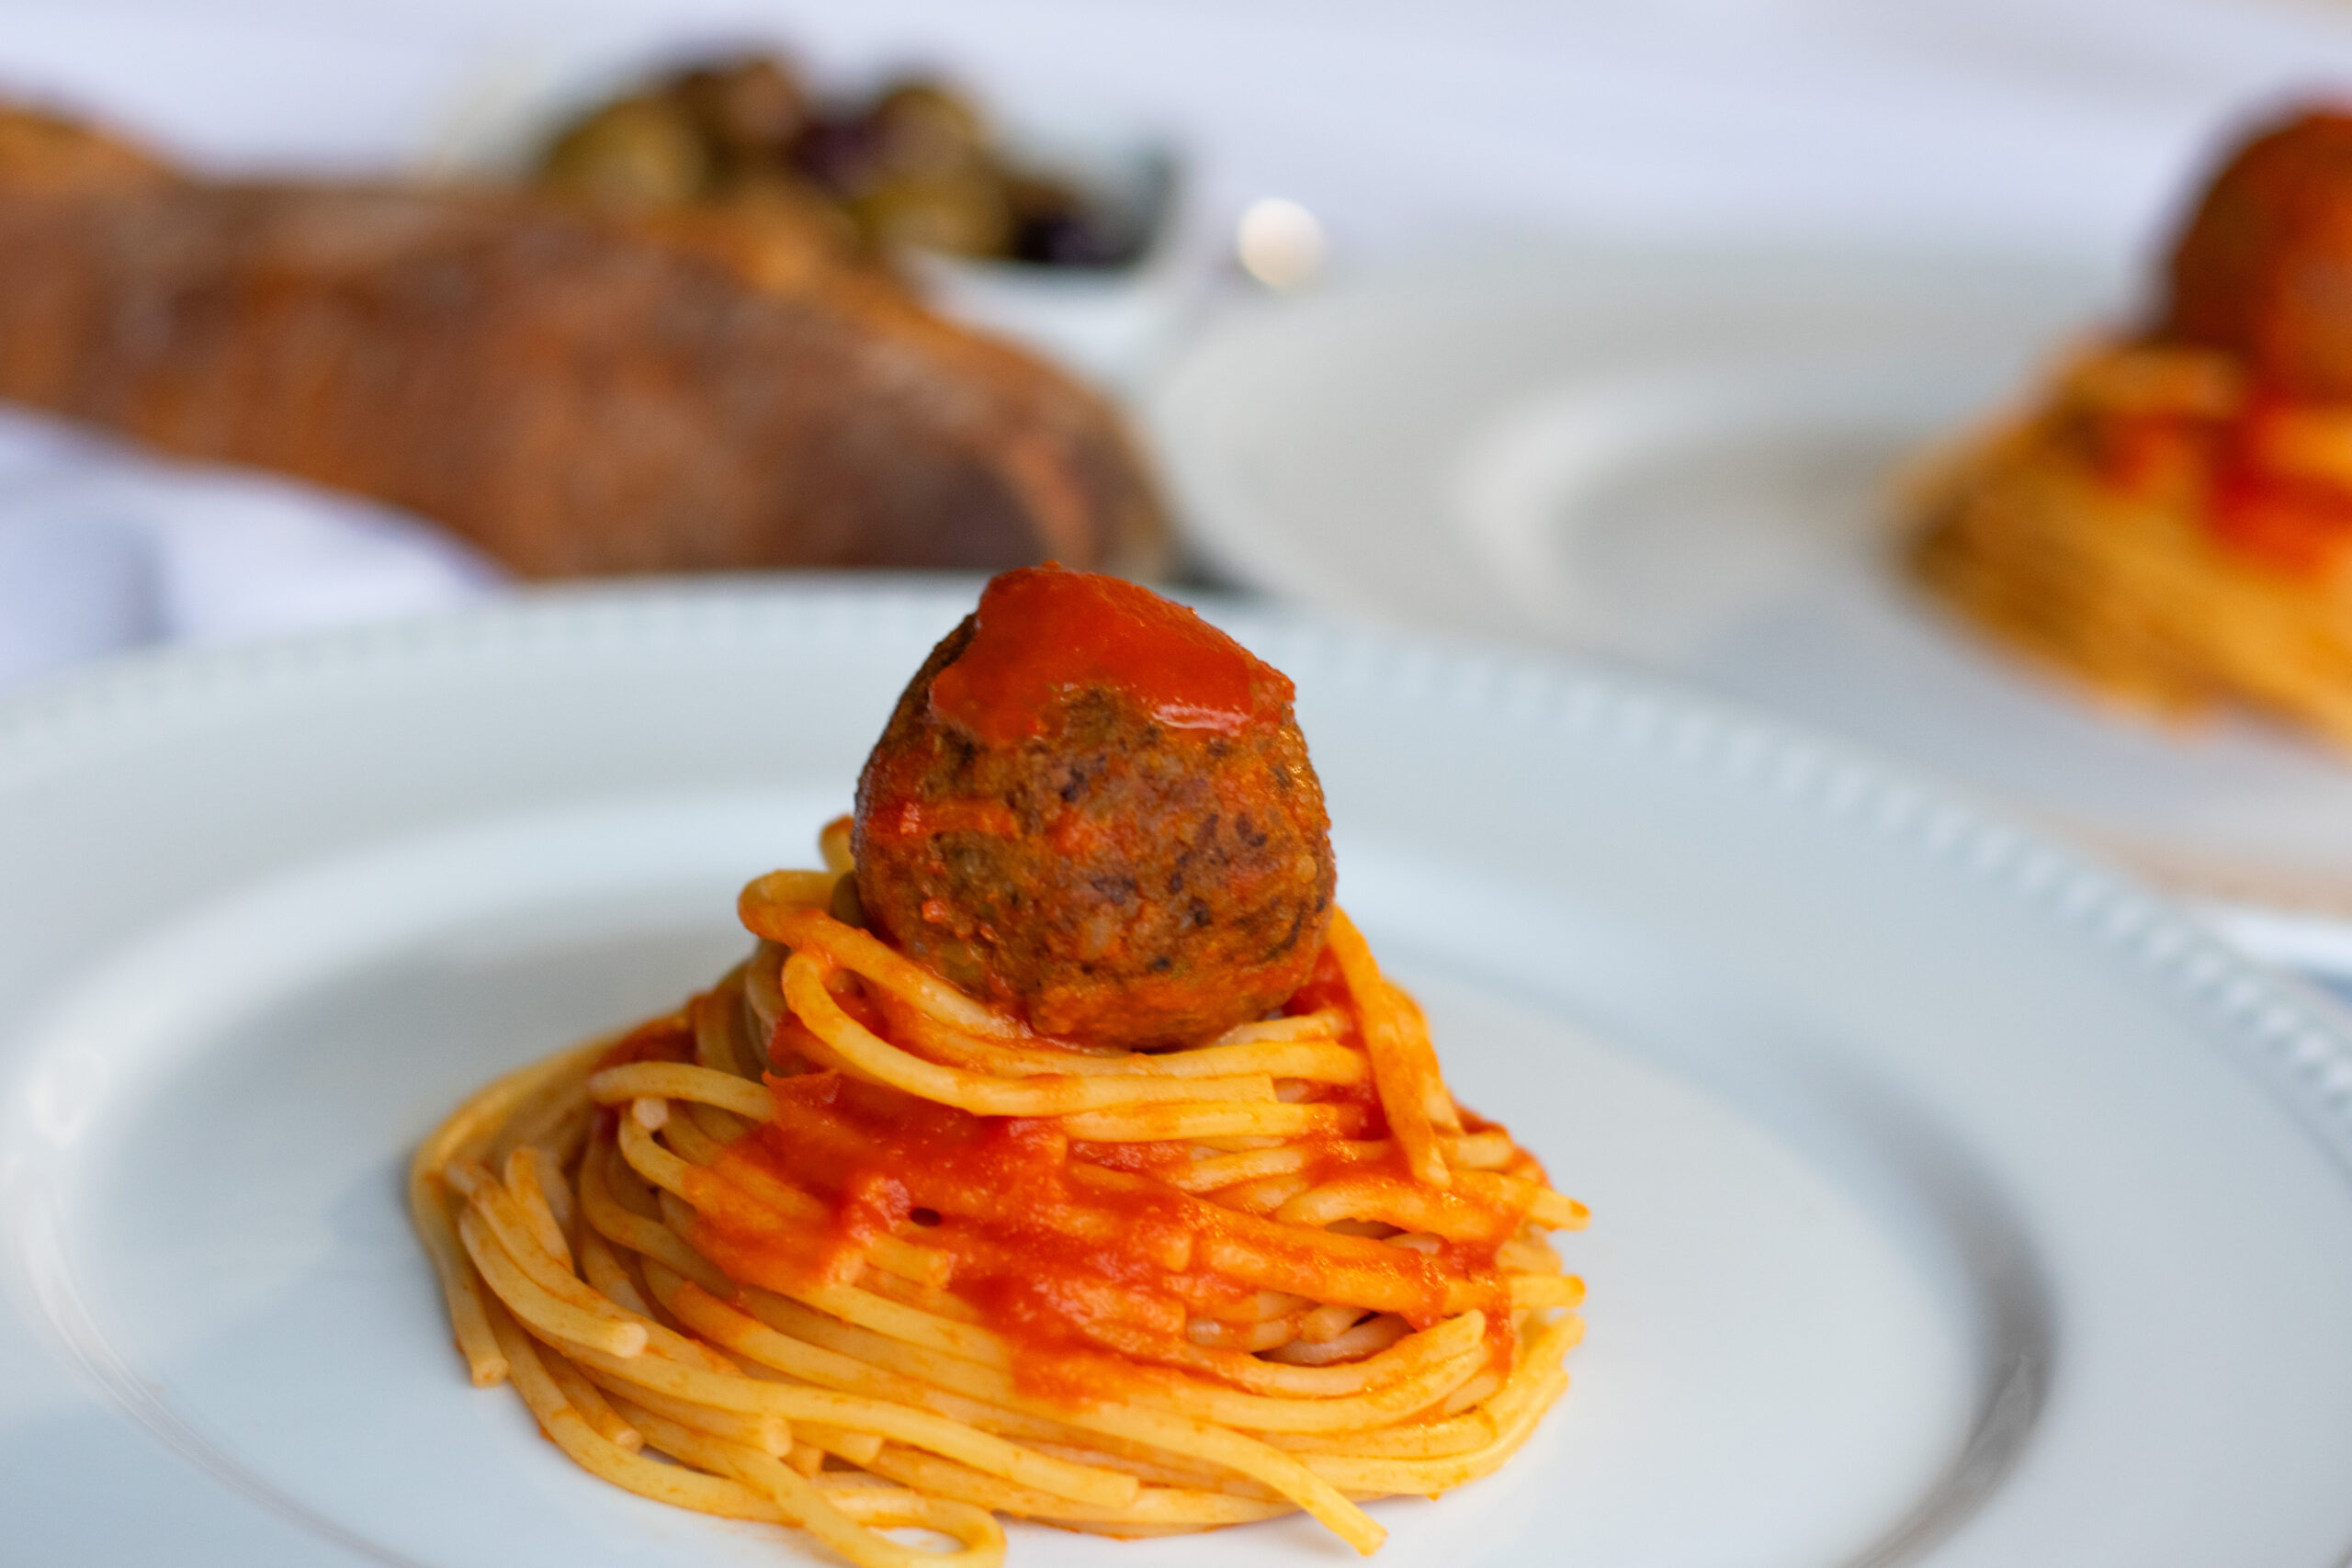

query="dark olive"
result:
[673,55,810,157]
[791,114,884,199]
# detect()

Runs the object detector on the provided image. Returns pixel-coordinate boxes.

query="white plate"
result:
[1150,244,2352,911]
[5,581,2352,1566]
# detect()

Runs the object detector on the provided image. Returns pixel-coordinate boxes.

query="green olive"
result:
[537,96,709,209]
[867,79,989,180]
[853,169,1013,257]
[719,170,860,254]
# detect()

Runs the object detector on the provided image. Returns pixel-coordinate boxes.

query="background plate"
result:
[3,582,2352,1566]
[1150,244,2352,911]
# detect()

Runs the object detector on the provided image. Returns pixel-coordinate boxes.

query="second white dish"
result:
[1150,244,2352,909]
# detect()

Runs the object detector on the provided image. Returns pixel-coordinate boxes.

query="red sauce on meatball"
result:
[929,563,1291,746]
[852,566,1336,1047]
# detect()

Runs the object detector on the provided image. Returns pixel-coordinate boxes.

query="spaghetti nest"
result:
[1909,338,2352,747]
[412,840,1588,1567]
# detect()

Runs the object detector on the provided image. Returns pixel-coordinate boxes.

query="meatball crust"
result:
[853,615,1335,1047]
[2164,109,2352,398]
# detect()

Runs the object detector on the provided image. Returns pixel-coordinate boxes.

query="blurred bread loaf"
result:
[0,105,1166,577]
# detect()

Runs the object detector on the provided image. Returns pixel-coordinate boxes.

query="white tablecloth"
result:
[0,411,494,690]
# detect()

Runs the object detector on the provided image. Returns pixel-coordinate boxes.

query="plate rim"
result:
[1147,238,2126,629]
[6,579,2352,1566]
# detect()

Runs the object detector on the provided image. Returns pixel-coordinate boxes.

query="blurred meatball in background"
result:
[2163,107,2352,398]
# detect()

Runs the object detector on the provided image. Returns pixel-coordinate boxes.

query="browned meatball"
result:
[2164,107,2352,398]
[852,567,1334,1047]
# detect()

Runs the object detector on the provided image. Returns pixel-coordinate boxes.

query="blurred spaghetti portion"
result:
[1911,108,2352,746]
[410,567,1584,1564]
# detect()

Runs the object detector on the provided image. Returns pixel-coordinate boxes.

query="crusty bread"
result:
[0,106,1167,577]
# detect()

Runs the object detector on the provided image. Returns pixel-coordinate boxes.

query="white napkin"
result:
[0,408,498,692]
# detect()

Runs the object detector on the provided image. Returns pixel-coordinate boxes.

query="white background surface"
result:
[3,0,2352,687]
[5,0,2351,260]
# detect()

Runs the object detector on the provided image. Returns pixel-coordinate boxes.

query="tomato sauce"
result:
[2209,471,2352,576]
[680,1035,1527,1404]
[927,562,1291,746]
[2087,390,2352,579]
[2202,397,2352,576]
